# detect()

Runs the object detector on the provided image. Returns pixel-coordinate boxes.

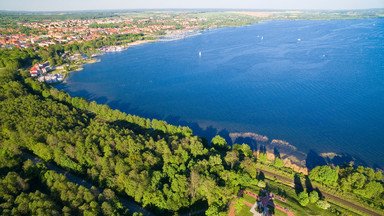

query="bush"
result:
[257,181,266,188]
[316,200,331,209]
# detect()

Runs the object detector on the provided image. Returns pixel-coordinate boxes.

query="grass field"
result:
[244,193,256,204]
[237,204,253,216]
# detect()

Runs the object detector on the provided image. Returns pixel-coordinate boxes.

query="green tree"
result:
[274,157,284,168]
[188,170,201,199]
[239,144,252,157]
[211,135,229,150]
[240,157,257,178]
[309,191,319,204]
[298,191,309,206]
[258,153,267,163]
[224,150,239,169]
[356,181,384,199]
[205,203,220,216]
[234,198,245,212]
[257,181,266,188]
[190,139,207,157]
[309,166,338,186]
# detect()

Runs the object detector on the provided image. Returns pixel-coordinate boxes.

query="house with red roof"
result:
[29,63,47,77]
[29,65,40,77]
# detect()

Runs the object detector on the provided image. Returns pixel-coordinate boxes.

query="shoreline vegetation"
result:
[1,9,384,216]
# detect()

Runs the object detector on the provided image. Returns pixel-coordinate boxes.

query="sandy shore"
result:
[127,39,156,47]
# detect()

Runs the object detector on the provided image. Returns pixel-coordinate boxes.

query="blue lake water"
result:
[56,18,384,168]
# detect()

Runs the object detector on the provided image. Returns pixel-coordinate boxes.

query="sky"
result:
[0,0,383,11]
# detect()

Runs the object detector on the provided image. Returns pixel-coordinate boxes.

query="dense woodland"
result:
[0,67,255,214]
[0,149,128,215]
[1,61,384,215]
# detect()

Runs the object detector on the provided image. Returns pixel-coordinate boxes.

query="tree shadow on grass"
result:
[258,171,265,181]
[304,175,313,192]
[294,173,304,195]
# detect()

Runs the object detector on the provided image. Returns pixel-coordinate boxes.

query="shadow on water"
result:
[306,149,374,170]
[164,115,221,144]
[107,100,164,121]
[60,88,380,170]
[259,145,267,154]
[306,150,327,170]
[218,129,233,146]
[234,136,258,149]
[105,98,235,145]
[323,153,371,169]
[61,87,234,145]
[273,147,281,158]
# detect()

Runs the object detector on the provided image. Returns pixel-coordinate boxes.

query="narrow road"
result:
[22,153,154,216]
[257,169,382,216]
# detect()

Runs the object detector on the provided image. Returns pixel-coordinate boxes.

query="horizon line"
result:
[1,8,383,13]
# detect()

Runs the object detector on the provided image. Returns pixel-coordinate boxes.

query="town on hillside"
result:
[0,11,263,83]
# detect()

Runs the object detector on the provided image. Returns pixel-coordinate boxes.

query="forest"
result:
[1,61,384,215]
[0,149,128,215]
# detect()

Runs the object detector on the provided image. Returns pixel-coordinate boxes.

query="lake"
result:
[56,18,384,169]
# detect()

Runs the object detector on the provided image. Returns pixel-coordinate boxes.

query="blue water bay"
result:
[56,18,384,168]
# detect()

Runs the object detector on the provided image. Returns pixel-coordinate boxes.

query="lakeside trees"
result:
[308,165,338,186]
[1,47,384,215]
[309,164,384,209]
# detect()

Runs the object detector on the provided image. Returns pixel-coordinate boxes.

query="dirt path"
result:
[257,169,381,216]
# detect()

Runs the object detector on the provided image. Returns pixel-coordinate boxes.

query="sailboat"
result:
[199,51,202,57]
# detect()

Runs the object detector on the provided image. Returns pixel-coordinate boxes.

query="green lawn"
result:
[244,193,256,204]
[273,208,288,216]
[236,204,253,216]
